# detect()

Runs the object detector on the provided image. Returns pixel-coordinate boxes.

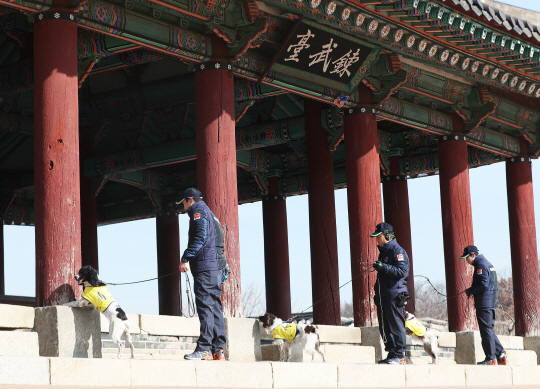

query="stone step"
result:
[407,356,457,365]
[0,304,35,329]
[406,349,455,359]
[0,330,40,357]
[102,340,196,350]
[1,356,540,387]
[261,343,375,364]
[505,350,538,366]
[102,349,195,360]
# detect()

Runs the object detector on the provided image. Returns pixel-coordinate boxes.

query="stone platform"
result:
[2,357,540,387]
[0,303,539,387]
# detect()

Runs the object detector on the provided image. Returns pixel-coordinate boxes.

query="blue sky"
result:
[4,0,540,316]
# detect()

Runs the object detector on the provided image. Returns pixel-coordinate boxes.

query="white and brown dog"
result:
[404,311,439,364]
[64,265,135,359]
[259,313,326,362]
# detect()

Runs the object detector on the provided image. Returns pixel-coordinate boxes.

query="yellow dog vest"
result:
[405,316,426,337]
[82,286,115,312]
[272,323,297,343]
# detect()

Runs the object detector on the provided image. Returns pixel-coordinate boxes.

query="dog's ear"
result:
[87,267,100,287]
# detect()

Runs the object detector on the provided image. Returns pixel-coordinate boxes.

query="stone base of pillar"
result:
[360,326,387,363]
[455,331,484,364]
[34,306,101,358]
[524,336,540,365]
[223,318,262,361]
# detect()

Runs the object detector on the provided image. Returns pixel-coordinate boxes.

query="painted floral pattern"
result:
[394,29,403,42]
[326,1,336,15]
[440,50,449,62]
[380,25,391,38]
[368,20,378,33]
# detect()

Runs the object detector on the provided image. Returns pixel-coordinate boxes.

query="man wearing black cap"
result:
[461,245,507,366]
[177,188,226,361]
[370,222,410,365]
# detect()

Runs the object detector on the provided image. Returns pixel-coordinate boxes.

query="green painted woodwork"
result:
[378,96,453,135]
[399,147,505,176]
[78,0,212,60]
[260,0,540,99]
[467,126,520,157]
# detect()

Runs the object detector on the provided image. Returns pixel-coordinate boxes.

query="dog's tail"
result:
[116,307,128,321]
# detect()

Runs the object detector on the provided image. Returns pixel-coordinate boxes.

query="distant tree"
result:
[242,282,266,317]
[341,300,353,318]
[494,276,515,335]
[413,280,448,321]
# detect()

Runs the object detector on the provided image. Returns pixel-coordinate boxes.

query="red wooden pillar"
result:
[262,178,291,319]
[382,156,415,313]
[344,105,381,327]
[438,130,475,332]
[305,99,341,325]
[156,196,181,316]
[34,10,81,306]
[80,126,99,271]
[506,147,540,336]
[195,61,241,317]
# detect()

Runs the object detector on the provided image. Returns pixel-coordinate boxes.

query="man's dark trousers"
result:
[376,297,406,359]
[476,307,503,361]
[193,270,226,352]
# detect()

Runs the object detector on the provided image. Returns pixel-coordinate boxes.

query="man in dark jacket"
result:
[461,245,507,365]
[371,222,410,365]
[178,188,226,361]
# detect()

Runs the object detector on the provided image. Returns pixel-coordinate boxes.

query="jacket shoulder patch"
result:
[194,213,201,220]
[397,254,404,261]
[477,268,482,274]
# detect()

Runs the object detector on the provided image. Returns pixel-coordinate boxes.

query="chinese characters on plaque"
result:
[271,21,380,92]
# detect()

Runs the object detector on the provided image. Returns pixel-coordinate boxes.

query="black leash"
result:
[288,266,377,322]
[107,271,181,286]
[106,270,197,318]
[182,272,196,318]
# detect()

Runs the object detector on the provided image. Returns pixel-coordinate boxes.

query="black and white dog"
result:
[64,265,135,359]
[259,313,326,362]
[404,311,439,364]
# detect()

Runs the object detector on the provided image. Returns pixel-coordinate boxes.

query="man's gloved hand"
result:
[465,288,472,298]
[372,261,383,272]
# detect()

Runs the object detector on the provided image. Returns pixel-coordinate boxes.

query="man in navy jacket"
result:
[461,245,507,365]
[371,222,410,365]
[179,188,226,361]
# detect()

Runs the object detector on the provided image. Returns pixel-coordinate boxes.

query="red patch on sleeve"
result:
[477,269,482,274]
[397,254,404,261]
[194,213,201,220]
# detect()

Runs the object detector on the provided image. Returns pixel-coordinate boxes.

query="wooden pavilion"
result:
[0,0,538,336]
